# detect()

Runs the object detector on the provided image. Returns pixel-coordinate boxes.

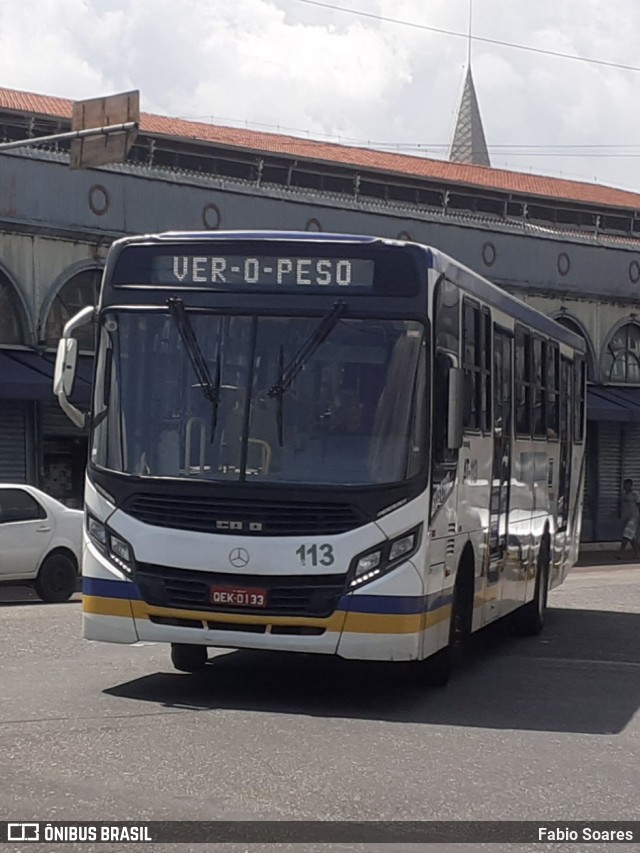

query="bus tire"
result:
[410,550,474,688]
[450,553,475,661]
[514,535,550,637]
[420,645,453,687]
[402,646,451,688]
[170,643,208,673]
[34,553,78,603]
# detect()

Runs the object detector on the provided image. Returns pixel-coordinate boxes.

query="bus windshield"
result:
[91,310,428,486]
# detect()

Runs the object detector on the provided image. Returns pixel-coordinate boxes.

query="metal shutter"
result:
[596,422,622,541]
[0,402,27,482]
[41,401,88,437]
[622,424,640,487]
[580,430,594,540]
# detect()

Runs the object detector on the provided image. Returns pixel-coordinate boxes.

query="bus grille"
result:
[135,564,346,618]
[123,494,365,536]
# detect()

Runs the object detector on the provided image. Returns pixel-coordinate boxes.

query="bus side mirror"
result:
[447,366,463,450]
[54,338,78,398]
[53,305,95,429]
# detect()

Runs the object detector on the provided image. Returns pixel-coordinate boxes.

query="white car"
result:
[0,484,83,602]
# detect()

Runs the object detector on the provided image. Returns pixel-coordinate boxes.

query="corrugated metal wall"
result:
[0,402,27,482]
[41,401,87,438]
[592,422,640,541]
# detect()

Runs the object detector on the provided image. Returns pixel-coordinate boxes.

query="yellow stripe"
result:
[342,612,422,634]
[341,603,451,634]
[83,595,136,619]
[130,600,346,631]
[82,595,452,636]
[474,588,500,607]
[426,603,452,627]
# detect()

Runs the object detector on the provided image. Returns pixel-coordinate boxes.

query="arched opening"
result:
[43,268,101,351]
[554,314,598,542]
[0,272,28,345]
[554,315,595,381]
[602,322,640,384]
[39,268,100,508]
[587,321,640,543]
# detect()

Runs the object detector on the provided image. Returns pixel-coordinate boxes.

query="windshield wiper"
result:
[268,300,347,445]
[167,298,221,439]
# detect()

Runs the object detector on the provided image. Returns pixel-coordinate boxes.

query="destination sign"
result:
[150,255,374,289]
[110,242,423,297]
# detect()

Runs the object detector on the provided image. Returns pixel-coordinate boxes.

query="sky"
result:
[1,0,640,192]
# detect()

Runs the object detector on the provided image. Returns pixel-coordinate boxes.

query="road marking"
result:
[512,655,640,669]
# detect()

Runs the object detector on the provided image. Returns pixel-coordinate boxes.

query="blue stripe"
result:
[83,577,141,600]
[83,576,453,616]
[339,592,452,615]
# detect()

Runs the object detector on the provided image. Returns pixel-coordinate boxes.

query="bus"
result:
[54,231,586,684]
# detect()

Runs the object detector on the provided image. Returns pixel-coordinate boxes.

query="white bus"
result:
[54,231,586,684]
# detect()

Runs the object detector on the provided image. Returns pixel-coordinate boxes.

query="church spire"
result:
[449,65,491,167]
[450,3,490,167]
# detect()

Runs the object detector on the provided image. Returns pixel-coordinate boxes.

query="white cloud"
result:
[1,0,640,191]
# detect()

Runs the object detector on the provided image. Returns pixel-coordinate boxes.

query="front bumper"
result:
[82,543,449,662]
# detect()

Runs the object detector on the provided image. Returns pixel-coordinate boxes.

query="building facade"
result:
[2,86,640,537]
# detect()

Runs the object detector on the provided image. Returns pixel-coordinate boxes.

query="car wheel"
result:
[34,553,78,603]
[171,643,208,673]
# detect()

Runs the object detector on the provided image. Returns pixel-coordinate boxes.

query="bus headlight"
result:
[349,524,422,589]
[110,534,132,565]
[389,532,417,562]
[87,516,107,548]
[87,515,135,576]
[355,551,382,575]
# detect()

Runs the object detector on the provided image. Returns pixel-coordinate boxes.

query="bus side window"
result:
[515,326,531,436]
[463,299,481,431]
[546,343,560,439]
[560,357,571,439]
[532,337,546,438]
[574,356,586,443]
[434,351,457,465]
[482,308,492,433]
[433,277,460,469]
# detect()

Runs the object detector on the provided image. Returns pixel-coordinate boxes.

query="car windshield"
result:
[91,310,428,486]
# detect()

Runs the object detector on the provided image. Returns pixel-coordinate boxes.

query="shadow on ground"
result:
[104,607,640,735]
[0,587,81,606]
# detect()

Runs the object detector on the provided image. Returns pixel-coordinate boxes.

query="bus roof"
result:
[426,246,586,354]
[109,230,586,354]
[113,230,381,246]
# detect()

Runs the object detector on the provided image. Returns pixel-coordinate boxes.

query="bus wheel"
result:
[34,553,78,603]
[402,645,451,688]
[411,555,474,688]
[514,537,550,636]
[449,558,474,664]
[170,644,208,673]
[419,645,453,687]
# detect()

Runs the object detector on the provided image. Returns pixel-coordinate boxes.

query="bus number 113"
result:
[296,544,335,567]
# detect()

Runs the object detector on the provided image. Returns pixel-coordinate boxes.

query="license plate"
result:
[210,585,268,608]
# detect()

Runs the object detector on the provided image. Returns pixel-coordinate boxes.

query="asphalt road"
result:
[1,562,638,853]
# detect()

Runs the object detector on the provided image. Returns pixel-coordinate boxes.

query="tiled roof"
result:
[2,84,640,212]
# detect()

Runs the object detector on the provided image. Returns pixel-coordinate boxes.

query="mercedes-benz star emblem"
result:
[229,547,250,568]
